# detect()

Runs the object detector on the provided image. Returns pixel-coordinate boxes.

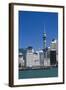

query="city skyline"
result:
[19,11,58,50]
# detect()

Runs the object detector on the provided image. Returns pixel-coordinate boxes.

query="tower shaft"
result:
[43,32,46,49]
[43,30,47,67]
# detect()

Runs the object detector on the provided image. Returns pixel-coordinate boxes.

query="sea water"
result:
[19,67,58,79]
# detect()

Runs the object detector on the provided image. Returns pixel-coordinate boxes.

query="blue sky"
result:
[19,11,58,50]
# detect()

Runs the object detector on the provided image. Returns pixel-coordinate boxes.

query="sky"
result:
[19,11,58,50]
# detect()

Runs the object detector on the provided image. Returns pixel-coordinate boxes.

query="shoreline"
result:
[19,65,58,71]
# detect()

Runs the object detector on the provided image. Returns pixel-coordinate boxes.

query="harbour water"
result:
[19,67,58,79]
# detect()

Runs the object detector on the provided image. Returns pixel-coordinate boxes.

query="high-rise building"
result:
[46,47,50,66]
[19,52,25,67]
[39,50,44,67]
[26,47,40,68]
[50,39,57,50]
[33,52,40,67]
[27,46,34,53]
[50,39,57,65]
[26,46,34,68]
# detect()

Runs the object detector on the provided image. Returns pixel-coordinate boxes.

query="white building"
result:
[26,47,40,67]
[46,47,50,66]
[33,52,40,67]
[19,52,24,67]
[26,47,34,67]
[39,50,44,66]
[43,51,50,67]
[26,47,51,68]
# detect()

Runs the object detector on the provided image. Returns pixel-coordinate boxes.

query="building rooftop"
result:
[27,46,33,50]
[33,52,38,55]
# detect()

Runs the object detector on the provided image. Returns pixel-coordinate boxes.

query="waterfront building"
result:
[33,52,40,67]
[56,40,58,62]
[19,52,25,67]
[47,47,50,58]
[26,46,34,68]
[46,47,50,66]
[50,39,57,50]
[26,46,40,68]
[26,47,40,68]
[50,39,57,65]
[39,50,44,67]
[27,46,34,53]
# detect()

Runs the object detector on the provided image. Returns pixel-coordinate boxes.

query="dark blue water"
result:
[19,67,58,79]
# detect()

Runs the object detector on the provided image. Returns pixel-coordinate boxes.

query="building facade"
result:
[19,52,25,67]
[50,39,57,66]
[26,47,40,68]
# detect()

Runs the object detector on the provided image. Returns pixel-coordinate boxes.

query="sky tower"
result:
[43,25,46,50]
[43,32,46,49]
[43,25,47,66]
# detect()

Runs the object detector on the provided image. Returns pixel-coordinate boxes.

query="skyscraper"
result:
[50,39,57,65]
